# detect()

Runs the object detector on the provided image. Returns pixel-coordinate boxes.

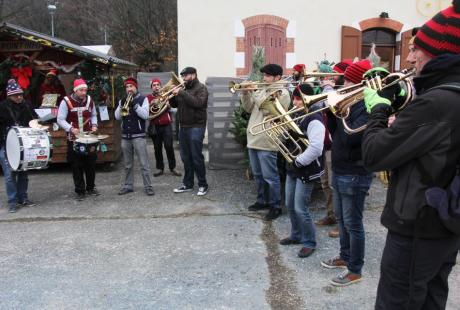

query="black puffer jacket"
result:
[170,78,208,128]
[0,98,38,147]
[362,54,460,239]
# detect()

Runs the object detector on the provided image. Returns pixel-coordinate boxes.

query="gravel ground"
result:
[0,143,458,309]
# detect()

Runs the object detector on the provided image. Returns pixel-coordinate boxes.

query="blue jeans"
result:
[285,175,316,248]
[248,148,281,209]
[332,173,372,274]
[0,147,28,205]
[179,127,207,188]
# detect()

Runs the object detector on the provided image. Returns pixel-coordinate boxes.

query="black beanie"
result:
[260,64,283,76]
[292,84,314,97]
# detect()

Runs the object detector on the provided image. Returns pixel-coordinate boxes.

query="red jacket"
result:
[147,94,172,126]
[64,95,94,140]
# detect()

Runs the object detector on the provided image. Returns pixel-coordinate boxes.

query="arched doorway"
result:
[361,29,397,71]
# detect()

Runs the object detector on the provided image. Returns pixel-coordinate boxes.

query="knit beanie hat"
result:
[292,83,314,99]
[150,78,162,87]
[333,60,353,73]
[318,60,334,73]
[6,79,23,96]
[414,0,460,57]
[260,64,283,76]
[293,64,306,73]
[344,59,372,84]
[124,77,138,88]
[73,79,88,92]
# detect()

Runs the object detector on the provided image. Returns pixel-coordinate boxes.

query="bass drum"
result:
[6,126,52,171]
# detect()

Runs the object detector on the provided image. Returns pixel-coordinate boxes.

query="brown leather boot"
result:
[315,216,337,226]
[328,228,340,238]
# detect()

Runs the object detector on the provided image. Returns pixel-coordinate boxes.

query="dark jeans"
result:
[332,173,372,274]
[151,124,176,171]
[376,232,460,310]
[179,127,207,188]
[0,147,28,205]
[67,142,97,194]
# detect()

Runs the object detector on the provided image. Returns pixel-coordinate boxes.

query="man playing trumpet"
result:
[242,64,290,221]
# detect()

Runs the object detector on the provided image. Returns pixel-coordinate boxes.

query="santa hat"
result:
[414,1,460,57]
[344,59,372,84]
[124,77,138,88]
[150,78,162,87]
[73,79,88,92]
[46,69,58,77]
[6,79,23,96]
[293,64,306,72]
[333,60,353,74]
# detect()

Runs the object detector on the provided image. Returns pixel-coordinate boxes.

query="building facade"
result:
[178,0,449,80]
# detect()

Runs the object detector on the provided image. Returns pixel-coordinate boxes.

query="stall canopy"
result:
[0,22,137,71]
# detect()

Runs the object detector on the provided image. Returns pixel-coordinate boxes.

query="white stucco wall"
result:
[178,0,442,80]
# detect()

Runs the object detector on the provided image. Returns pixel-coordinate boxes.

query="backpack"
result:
[419,83,460,235]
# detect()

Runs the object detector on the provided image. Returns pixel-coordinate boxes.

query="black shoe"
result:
[75,193,85,201]
[118,188,134,195]
[264,208,282,221]
[170,169,182,176]
[279,237,301,246]
[145,188,155,196]
[19,199,37,207]
[248,202,270,211]
[153,170,164,177]
[87,188,100,196]
[8,204,18,213]
[173,185,193,193]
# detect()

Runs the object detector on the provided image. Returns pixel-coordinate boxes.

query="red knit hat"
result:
[344,59,372,84]
[333,59,353,73]
[124,77,138,88]
[150,78,162,87]
[46,69,58,77]
[414,1,460,57]
[73,79,88,92]
[293,64,306,72]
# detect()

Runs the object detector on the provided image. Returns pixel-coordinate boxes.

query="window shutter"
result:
[341,26,362,60]
[400,29,413,71]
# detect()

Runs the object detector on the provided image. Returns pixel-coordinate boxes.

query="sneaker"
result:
[321,256,348,269]
[264,207,282,221]
[8,204,18,213]
[197,186,208,196]
[118,188,133,195]
[298,247,315,258]
[248,202,269,211]
[173,185,193,193]
[279,238,301,246]
[19,199,36,207]
[87,188,101,196]
[328,228,340,238]
[153,170,164,177]
[170,169,182,176]
[315,216,337,226]
[75,193,85,201]
[330,270,362,287]
[145,188,155,196]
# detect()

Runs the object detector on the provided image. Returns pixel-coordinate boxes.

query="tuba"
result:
[255,96,309,164]
[149,72,184,120]
[120,92,134,117]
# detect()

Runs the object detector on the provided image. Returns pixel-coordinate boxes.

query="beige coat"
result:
[241,87,290,151]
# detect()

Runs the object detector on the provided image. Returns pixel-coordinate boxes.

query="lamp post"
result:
[47,2,57,37]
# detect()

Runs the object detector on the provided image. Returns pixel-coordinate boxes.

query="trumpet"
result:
[250,69,415,136]
[120,92,134,117]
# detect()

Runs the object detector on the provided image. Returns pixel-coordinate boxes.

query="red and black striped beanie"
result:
[414,0,460,57]
[344,59,372,84]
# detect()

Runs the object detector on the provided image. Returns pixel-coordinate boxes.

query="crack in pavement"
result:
[0,211,262,224]
[261,221,306,310]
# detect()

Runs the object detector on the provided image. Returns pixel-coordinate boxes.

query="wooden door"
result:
[400,29,413,71]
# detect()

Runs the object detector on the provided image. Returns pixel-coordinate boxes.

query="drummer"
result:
[57,78,99,201]
[0,79,39,213]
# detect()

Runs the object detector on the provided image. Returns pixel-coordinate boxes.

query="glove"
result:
[363,88,391,114]
[363,67,390,79]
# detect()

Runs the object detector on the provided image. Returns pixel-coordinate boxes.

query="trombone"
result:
[249,69,415,136]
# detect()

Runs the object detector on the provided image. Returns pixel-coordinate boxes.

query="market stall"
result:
[0,22,137,167]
